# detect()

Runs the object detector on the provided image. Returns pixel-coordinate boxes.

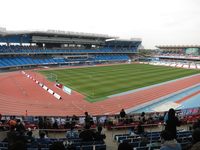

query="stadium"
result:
[1,28,200,150]
[0,28,200,116]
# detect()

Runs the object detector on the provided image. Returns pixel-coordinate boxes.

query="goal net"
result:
[46,73,57,82]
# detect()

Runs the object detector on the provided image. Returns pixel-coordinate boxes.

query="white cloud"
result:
[0,0,200,48]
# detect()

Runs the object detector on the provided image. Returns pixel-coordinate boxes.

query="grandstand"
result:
[0,28,141,69]
[155,45,200,60]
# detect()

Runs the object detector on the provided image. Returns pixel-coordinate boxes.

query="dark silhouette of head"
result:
[85,112,88,116]
[141,112,145,116]
[168,108,175,120]
[27,131,33,137]
[39,131,45,139]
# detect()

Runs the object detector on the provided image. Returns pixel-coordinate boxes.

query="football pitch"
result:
[39,64,200,102]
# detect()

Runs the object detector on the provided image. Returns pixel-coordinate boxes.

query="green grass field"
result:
[39,64,200,102]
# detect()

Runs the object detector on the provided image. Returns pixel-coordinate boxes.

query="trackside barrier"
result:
[48,89,54,94]
[54,93,61,100]
[146,61,200,70]
[21,71,62,100]
[43,86,48,91]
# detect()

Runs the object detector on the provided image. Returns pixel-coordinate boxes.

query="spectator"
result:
[165,108,180,139]
[135,122,144,135]
[7,124,26,149]
[8,119,17,127]
[7,125,18,147]
[79,124,95,141]
[190,128,200,150]
[152,112,160,122]
[15,119,25,135]
[120,109,126,118]
[84,112,93,127]
[25,128,35,143]
[65,116,71,128]
[147,114,154,124]
[160,130,181,150]
[53,120,59,129]
[38,117,44,129]
[72,115,78,127]
[140,112,146,123]
[128,127,135,135]
[94,125,106,141]
[66,126,79,139]
[118,141,133,150]
[38,131,49,144]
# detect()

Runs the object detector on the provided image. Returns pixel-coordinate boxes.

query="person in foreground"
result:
[79,124,95,141]
[190,128,200,150]
[160,130,181,150]
[165,108,180,139]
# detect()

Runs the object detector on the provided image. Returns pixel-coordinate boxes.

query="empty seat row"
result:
[0,57,67,68]
[0,45,136,54]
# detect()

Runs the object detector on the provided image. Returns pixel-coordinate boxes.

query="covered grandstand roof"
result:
[0,28,142,47]
[0,28,115,39]
[0,28,118,45]
[106,39,142,47]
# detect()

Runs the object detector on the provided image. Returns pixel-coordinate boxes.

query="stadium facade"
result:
[156,45,200,60]
[0,28,142,69]
[156,45,200,55]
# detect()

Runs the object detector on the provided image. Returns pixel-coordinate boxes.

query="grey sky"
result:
[0,0,200,48]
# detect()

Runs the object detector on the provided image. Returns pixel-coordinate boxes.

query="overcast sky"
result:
[0,0,200,48]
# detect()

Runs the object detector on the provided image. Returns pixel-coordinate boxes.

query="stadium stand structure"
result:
[138,45,200,70]
[154,45,200,62]
[0,29,141,69]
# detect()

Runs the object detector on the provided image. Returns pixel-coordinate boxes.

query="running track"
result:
[0,71,199,116]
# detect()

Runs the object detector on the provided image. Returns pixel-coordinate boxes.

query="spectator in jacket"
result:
[66,126,79,139]
[94,126,106,141]
[165,108,180,139]
[79,124,95,141]
[120,109,126,118]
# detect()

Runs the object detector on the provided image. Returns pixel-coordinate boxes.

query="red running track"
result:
[0,71,200,116]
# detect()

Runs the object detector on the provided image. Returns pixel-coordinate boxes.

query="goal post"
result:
[46,73,57,82]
